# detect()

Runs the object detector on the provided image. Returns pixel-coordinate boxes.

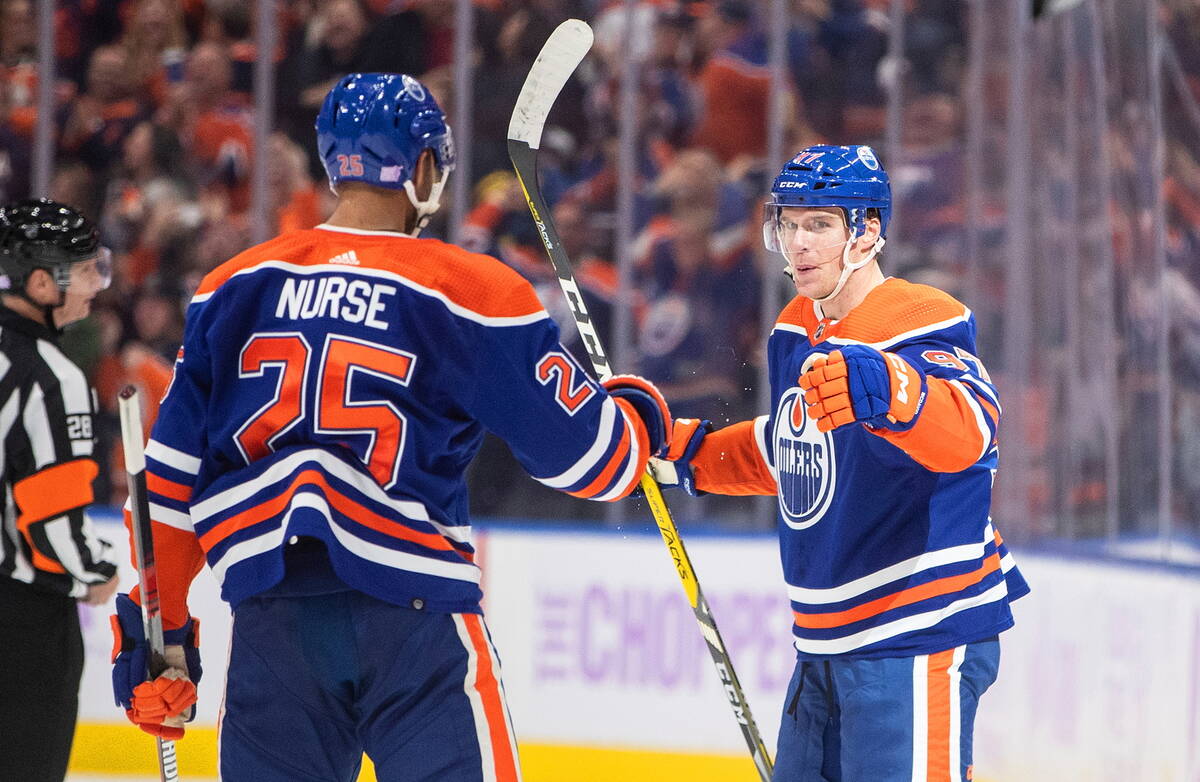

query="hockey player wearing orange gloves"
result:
[109,73,671,781]
[653,145,1028,782]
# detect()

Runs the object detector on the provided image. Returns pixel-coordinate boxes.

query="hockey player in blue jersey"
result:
[107,73,672,781]
[653,145,1029,781]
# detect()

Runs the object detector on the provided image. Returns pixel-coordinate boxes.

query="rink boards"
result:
[70,516,1200,781]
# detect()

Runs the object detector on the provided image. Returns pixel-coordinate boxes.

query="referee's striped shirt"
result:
[0,305,116,597]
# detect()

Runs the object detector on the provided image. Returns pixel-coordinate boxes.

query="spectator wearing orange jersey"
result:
[689,0,776,164]
[118,0,190,108]
[162,42,254,213]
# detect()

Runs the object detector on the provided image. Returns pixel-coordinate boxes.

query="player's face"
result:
[777,207,850,299]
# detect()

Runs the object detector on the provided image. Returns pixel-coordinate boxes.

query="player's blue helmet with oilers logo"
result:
[763,144,891,250]
[315,73,456,194]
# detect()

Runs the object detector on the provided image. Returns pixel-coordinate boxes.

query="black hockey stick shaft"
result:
[506,21,773,780]
[118,386,181,782]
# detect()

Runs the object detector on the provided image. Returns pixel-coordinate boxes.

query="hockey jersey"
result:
[137,225,653,630]
[690,278,1029,659]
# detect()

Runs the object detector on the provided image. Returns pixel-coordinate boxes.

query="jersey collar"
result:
[315,223,417,239]
[0,301,62,341]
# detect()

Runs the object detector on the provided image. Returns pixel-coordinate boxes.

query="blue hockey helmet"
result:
[764,145,891,242]
[315,73,456,195]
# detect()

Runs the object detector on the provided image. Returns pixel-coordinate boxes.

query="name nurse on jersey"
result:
[274,275,397,330]
[773,386,835,529]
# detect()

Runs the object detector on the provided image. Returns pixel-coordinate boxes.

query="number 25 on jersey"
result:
[235,331,416,489]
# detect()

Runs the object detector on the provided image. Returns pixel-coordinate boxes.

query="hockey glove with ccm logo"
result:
[111,593,202,739]
[648,418,713,496]
[798,346,927,433]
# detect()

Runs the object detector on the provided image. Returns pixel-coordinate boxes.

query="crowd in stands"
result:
[1,0,1198,533]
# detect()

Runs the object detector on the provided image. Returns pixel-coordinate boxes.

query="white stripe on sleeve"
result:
[595,410,641,501]
[948,379,992,461]
[146,439,202,475]
[535,397,618,489]
[753,414,775,479]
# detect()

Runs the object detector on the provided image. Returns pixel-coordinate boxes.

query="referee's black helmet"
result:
[0,198,105,293]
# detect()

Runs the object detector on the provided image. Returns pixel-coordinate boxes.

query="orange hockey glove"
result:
[798,347,926,433]
[111,593,202,738]
[128,671,196,739]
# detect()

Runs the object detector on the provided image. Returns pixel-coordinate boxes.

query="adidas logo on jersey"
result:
[328,250,360,266]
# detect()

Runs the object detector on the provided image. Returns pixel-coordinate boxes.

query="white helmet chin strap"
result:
[403,168,450,236]
[812,232,886,305]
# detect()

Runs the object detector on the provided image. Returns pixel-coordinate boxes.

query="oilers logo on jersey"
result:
[773,386,835,529]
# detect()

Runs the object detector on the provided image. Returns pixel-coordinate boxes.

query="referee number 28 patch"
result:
[66,413,93,440]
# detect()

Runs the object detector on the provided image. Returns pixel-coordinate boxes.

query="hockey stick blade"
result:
[508,23,774,782]
[507,19,593,149]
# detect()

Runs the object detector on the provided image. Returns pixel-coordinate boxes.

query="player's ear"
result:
[413,149,437,202]
[860,211,882,245]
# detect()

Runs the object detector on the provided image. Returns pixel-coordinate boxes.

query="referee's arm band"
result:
[13,458,99,573]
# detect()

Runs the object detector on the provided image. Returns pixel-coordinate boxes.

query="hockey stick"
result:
[507,20,774,781]
[117,386,182,782]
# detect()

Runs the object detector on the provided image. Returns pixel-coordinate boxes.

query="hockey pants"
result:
[772,637,1000,782]
[219,589,521,782]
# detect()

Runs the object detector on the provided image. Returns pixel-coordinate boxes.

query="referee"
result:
[0,199,120,782]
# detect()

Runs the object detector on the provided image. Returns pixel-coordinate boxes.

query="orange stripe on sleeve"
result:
[976,395,1000,433]
[146,471,193,503]
[13,459,98,572]
[567,404,632,500]
[601,397,653,501]
[13,458,98,527]
[873,380,987,473]
[463,614,520,782]
[692,420,777,496]
[28,551,66,573]
[792,553,1001,630]
[926,649,956,782]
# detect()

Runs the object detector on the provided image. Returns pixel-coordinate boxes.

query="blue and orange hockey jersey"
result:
[134,225,655,630]
[689,278,1029,659]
